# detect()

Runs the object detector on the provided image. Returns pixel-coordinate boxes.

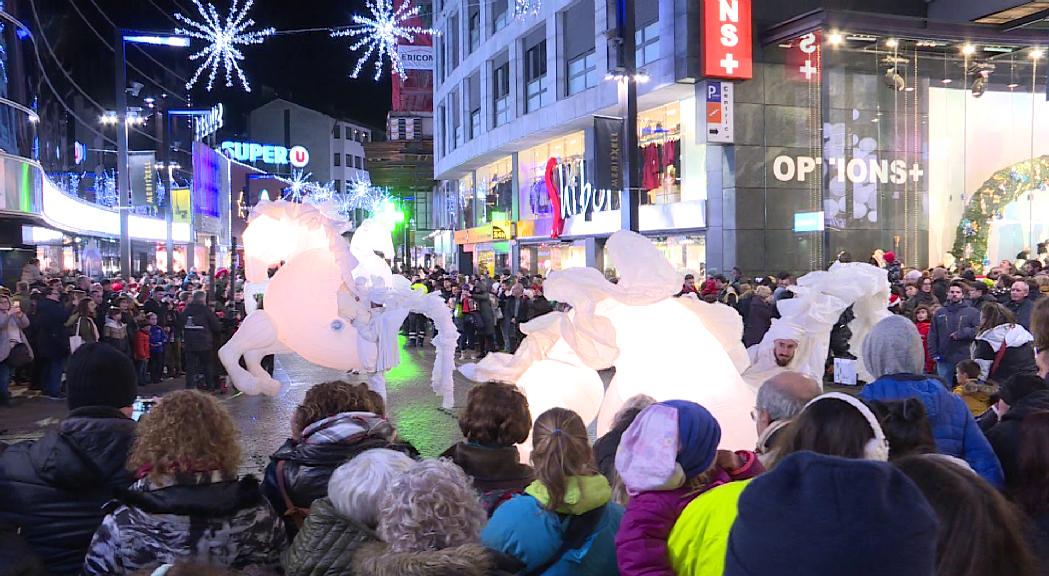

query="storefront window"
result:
[518,131,585,221]
[474,156,513,226]
[651,234,707,278]
[818,33,1046,270]
[458,173,474,228]
[638,101,682,205]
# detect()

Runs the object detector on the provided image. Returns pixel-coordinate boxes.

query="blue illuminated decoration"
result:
[793,211,825,232]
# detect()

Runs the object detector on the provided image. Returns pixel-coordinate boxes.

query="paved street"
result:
[0,337,475,476]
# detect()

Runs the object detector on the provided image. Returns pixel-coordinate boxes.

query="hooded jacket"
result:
[972,324,1038,383]
[928,300,981,364]
[81,473,285,575]
[353,542,523,576]
[987,389,1049,489]
[482,475,624,576]
[0,406,136,575]
[860,316,1004,487]
[282,497,379,576]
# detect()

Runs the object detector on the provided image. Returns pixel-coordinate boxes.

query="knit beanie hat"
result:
[998,373,1049,406]
[65,343,138,411]
[615,400,721,493]
[724,451,939,576]
[884,251,896,264]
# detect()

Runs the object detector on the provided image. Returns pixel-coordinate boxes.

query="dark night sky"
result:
[36,0,393,134]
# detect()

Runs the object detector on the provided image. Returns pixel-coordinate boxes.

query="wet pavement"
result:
[0,336,475,476]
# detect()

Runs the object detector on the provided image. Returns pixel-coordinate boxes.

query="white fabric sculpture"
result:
[219,199,458,408]
[742,262,891,388]
[459,230,757,451]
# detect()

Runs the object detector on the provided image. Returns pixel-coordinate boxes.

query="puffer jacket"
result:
[282,497,378,576]
[615,453,762,576]
[354,541,523,576]
[263,412,417,536]
[860,374,1004,487]
[440,442,534,516]
[972,324,1038,384]
[0,407,136,575]
[667,479,752,576]
[987,389,1049,489]
[82,473,286,575]
[482,475,624,576]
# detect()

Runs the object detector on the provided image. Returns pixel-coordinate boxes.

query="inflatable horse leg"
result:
[219,311,281,396]
[244,344,291,396]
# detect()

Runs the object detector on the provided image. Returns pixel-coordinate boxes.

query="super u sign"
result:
[702,0,753,80]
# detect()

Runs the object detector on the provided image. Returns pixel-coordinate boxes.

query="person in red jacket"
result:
[913,305,935,374]
[132,317,150,387]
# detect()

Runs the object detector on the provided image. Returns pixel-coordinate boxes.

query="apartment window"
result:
[450,13,460,70]
[492,60,510,126]
[334,153,341,166]
[413,118,423,140]
[468,9,480,53]
[491,0,509,34]
[333,124,341,139]
[334,180,341,193]
[567,51,598,95]
[345,153,352,167]
[342,126,350,139]
[467,71,481,140]
[635,21,659,66]
[524,35,547,113]
[451,89,463,147]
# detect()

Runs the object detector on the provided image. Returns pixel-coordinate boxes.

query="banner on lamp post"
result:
[171,187,191,224]
[128,151,157,207]
[593,115,624,195]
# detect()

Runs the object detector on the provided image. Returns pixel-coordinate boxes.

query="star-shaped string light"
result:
[283,169,312,202]
[332,0,439,81]
[174,0,275,92]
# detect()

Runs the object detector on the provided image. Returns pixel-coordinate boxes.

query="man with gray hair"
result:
[753,371,821,466]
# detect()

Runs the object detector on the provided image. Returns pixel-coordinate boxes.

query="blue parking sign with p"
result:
[707,82,721,102]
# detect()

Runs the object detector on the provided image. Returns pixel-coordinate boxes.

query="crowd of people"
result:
[0,252,1047,575]
[0,259,243,407]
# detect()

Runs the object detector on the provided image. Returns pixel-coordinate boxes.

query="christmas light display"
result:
[283,169,312,202]
[174,0,275,92]
[332,0,439,80]
[950,155,1049,269]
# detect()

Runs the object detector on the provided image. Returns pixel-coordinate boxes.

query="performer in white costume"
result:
[460,230,757,451]
[218,199,458,408]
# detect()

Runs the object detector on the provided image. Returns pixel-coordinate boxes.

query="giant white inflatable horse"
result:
[460,230,757,451]
[219,199,458,408]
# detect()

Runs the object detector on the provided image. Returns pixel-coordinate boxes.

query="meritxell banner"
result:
[128,151,157,208]
[593,115,624,194]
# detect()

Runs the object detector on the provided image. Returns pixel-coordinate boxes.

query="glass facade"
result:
[740,29,1049,272]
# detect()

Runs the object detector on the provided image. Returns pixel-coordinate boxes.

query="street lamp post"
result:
[114,30,190,279]
[617,0,640,233]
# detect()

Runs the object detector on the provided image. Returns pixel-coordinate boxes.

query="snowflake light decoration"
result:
[332,0,440,81]
[305,181,336,204]
[345,178,391,213]
[283,169,312,202]
[95,170,117,207]
[514,0,541,19]
[174,0,275,92]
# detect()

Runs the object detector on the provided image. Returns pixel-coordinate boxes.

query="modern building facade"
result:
[433,0,1049,277]
[246,99,373,193]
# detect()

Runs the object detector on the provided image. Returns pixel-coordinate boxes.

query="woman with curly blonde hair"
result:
[354,459,522,576]
[82,390,285,575]
[482,408,625,575]
[263,381,417,538]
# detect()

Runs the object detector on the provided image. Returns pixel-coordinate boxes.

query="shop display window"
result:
[473,156,513,227]
[744,29,1049,272]
[638,102,682,205]
[518,131,586,220]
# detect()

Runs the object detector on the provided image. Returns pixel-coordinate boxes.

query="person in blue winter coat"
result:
[859,315,1004,487]
[482,407,624,576]
[928,281,981,387]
